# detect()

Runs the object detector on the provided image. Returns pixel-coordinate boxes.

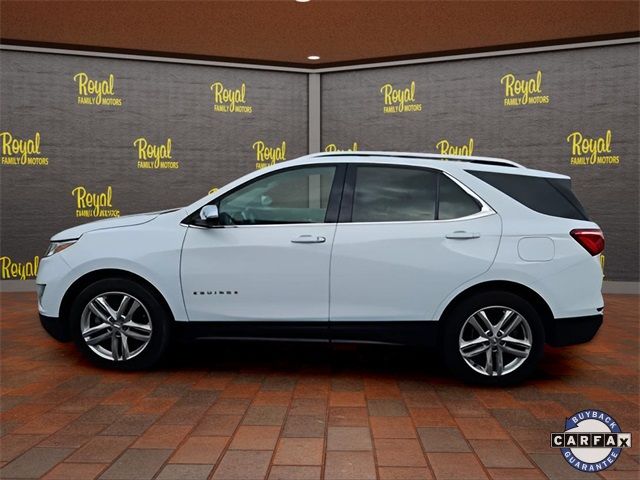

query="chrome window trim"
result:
[185,212,496,229]
[185,223,336,230]
[339,210,496,226]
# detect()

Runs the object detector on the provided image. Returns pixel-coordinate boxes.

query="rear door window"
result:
[352,166,437,222]
[348,166,482,222]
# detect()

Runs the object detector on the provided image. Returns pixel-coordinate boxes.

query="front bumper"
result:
[36,252,74,318]
[39,314,71,342]
[545,313,603,347]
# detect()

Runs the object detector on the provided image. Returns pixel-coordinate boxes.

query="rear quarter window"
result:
[467,170,589,221]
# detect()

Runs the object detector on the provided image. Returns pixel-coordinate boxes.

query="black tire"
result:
[441,291,545,386]
[70,277,171,370]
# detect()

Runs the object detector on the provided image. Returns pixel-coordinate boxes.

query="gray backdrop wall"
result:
[322,44,639,282]
[0,51,308,283]
[1,43,638,286]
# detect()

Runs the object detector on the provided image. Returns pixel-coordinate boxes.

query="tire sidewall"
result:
[442,291,545,385]
[70,278,170,369]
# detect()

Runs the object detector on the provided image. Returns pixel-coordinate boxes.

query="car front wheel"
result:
[70,278,171,369]
[442,291,545,385]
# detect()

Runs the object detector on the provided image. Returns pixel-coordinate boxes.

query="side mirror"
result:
[192,205,219,227]
[200,205,219,222]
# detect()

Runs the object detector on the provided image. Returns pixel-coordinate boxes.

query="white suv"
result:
[36,152,605,384]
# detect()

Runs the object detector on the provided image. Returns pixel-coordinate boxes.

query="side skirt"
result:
[173,321,439,347]
[331,321,439,347]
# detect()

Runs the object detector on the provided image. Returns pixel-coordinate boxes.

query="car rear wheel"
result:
[442,291,544,385]
[70,278,171,369]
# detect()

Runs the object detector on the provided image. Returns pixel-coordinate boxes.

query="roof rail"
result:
[309,151,525,168]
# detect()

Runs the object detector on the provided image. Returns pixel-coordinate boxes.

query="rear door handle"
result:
[291,235,326,244]
[446,231,481,240]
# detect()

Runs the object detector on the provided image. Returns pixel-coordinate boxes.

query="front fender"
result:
[39,221,189,321]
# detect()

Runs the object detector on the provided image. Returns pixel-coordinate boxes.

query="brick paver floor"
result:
[0,293,638,479]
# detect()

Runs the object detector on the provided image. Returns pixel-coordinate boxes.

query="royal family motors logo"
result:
[551,409,631,472]
[380,81,422,113]
[72,186,120,218]
[436,137,474,156]
[134,137,179,169]
[0,131,49,167]
[253,140,286,169]
[73,73,123,106]
[325,142,359,152]
[210,82,253,113]
[566,130,620,166]
[0,256,39,280]
[500,71,550,106]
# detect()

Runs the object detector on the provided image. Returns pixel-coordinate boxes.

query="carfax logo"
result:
[0,131,49,166]
[72,186,120,218]
[73,73,123,106]
[325,142,359,152]
[210,82,253,113]
[567,130,620,166]
[0,256,39,280]
[551,409,631,472]
[500,71,549,106]
[436,137,474,156]
[253,140,286,170]
[134,137,179,169]
[380,81,422,113]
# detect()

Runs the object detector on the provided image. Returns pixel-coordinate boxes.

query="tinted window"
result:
[219,166,336,225]
[352,166,437,222]
[468,170,589,220]
[438,174,481,220]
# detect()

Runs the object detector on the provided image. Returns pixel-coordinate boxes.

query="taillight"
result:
[570,229,605,256]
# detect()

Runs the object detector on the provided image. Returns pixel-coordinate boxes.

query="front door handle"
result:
[446,231,481,240]
[291,235,326,244]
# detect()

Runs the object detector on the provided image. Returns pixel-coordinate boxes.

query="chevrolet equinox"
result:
[37,152,605,384]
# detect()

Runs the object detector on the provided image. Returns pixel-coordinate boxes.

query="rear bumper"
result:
[546,313,603,347]
[39,314,71,342]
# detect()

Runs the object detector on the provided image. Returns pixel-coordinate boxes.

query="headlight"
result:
[44,240,77,257]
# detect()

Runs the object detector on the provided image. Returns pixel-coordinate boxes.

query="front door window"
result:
[218,166,336,225]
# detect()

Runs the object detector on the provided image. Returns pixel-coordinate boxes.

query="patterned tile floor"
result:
[0,293,638,480]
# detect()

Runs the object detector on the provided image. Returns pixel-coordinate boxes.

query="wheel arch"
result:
[59,268,176,337]
[438,280,554,340]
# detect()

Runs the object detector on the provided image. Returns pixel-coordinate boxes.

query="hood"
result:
[50,209,177,241]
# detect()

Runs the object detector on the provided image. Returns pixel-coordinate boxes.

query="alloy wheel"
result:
[80,292,152,361]
[458,306,532,376]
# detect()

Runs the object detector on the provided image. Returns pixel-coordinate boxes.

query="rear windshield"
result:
[467,170,589,220]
